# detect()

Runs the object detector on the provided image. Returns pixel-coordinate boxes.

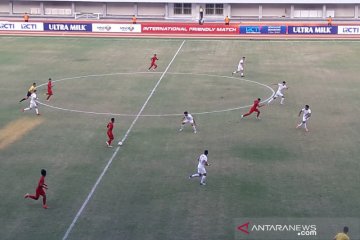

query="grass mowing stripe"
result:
[62,40,186,240]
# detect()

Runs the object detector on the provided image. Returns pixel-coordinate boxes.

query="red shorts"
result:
[107,132,114,140]
[36,188,45,196]
[247,108,259,114]
[47,90,53,95]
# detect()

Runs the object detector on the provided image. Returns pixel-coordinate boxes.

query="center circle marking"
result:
[37,72,275,117]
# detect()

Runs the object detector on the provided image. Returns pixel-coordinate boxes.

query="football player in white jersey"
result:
[189,150,210,185]
[296,105,311,132]
[267,81,288,105]
[179,111,197,133]
[232,56,245,77]
[22,90,40,115]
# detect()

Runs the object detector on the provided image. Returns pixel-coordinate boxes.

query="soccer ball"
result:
[118,141,123,146]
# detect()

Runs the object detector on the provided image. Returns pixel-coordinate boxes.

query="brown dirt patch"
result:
[0,117,44,150]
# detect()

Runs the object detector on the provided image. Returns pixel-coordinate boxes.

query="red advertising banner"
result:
[141,23,238,35]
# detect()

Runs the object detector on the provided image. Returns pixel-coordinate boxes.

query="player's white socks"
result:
[35,108,39,115]
[241,73,244,77]
[191,173,200,178]
[297,122,308,129]
[179,125,184,131]
[200,176,206,184]
[297,122,308,131]
[24,108,30,111]
[192,126,197,133]
[280,98,285,104]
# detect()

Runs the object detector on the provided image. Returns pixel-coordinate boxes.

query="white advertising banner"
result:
[338,26,360,34]
[92,24,141,33]
[0,22,44,31]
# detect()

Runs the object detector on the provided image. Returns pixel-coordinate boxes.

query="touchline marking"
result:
[37,72,275,117]
[62,40,186,240]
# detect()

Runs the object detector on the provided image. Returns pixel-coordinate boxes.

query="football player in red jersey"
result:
[241,98,263,119]
[46,78,53,101]
[24,169,48,209]
[148,54,158,71]
[106,118,115,147]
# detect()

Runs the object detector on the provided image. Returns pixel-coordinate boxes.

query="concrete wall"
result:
[3,1,359,19]
[137,3,165,16]
[328,4,355,17]
[13,2,39,14]
[0,2,9,13]
[293,4,323,18]
[231,4,259,17]
[262,4,290,18]
[107,2,134,16]
[75,2,102,13]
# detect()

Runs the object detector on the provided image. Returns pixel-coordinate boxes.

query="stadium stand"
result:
[1,0,359,21]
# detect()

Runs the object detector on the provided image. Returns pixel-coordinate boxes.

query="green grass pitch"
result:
[0,37,359,240]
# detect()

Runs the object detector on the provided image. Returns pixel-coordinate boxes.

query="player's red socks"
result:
[25,193,48,209]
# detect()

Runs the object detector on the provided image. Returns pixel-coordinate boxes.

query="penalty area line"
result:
[62,40,186,240]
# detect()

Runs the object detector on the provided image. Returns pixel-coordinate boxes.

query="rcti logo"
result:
[237,222,250,234]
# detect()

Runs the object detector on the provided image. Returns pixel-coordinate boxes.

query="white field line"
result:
[37,71,160,88]
[62,40,186,240]
[37,72,275,117]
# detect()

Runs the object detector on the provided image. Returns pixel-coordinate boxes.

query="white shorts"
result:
[183,119,194,124]
[237,66,244,72]
[302,116,309,123]
[197,166,206,175]
[274,91,284,98]
[29,102,37,109]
